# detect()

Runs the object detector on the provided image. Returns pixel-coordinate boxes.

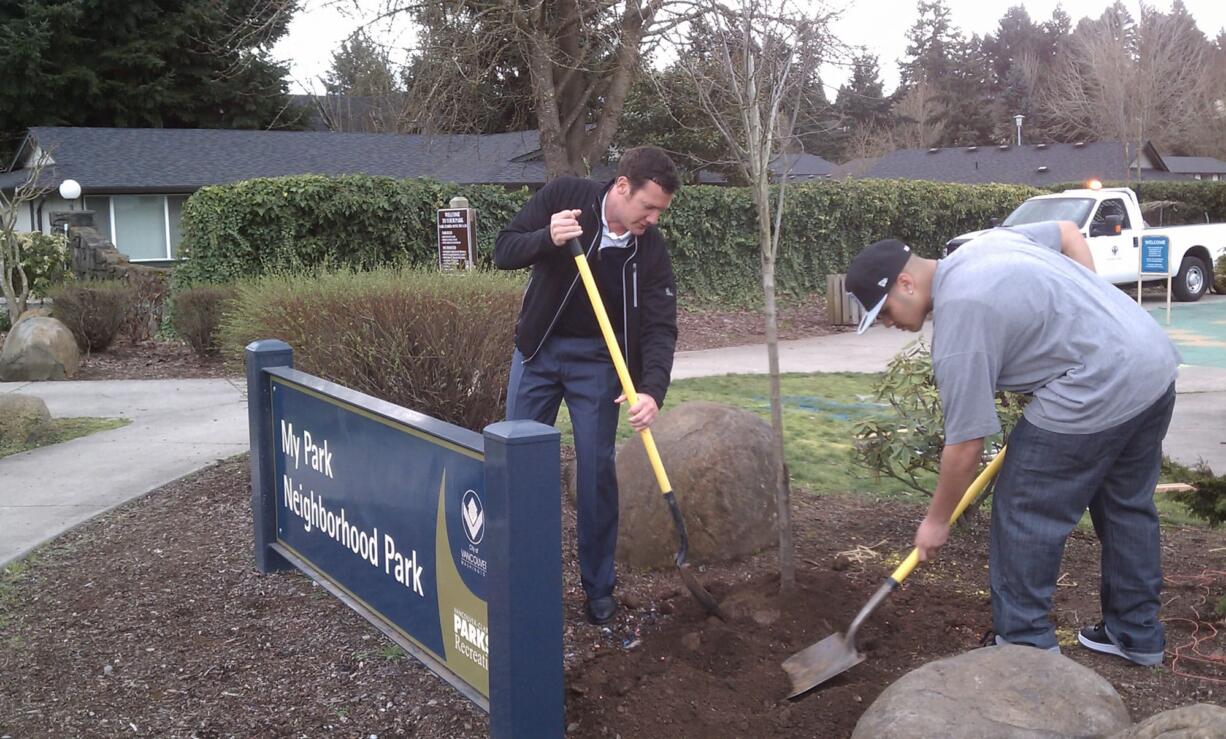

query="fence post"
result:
[245,339,294,574]
[483,420,564,738]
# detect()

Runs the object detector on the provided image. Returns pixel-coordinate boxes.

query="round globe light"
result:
[58,179,82,200]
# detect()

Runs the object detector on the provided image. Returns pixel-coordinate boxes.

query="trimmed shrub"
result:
[1215,253,1226,294]
[172,285,236,357]
[175,175,529,289]
[123,270,171,343]
[176,173,1042,305]
[49,281,132,352]
[219,267,524,431]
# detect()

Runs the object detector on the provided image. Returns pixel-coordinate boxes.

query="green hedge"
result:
[181,173,1226,303]
[174,175,529,288]
[662,180,1041,302]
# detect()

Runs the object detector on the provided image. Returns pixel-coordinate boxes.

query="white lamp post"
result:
[57,179,82,236]
[58,178,81,205]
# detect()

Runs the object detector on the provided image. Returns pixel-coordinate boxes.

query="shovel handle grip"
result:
[888,446,1008,584]
[568,239,674,495]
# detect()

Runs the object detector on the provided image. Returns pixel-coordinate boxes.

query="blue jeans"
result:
[990,383,1175,653]
[507,335,621,600]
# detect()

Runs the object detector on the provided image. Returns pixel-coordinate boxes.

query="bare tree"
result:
[672,0,832,591]
[382,0,677,177]
[1,151,53,325]
[1037,4,1217,172]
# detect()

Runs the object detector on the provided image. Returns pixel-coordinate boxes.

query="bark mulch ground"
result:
[2,458,1223,738]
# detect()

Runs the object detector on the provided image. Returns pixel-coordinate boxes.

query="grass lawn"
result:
[556,371,1203,526]
[0,417,130,460]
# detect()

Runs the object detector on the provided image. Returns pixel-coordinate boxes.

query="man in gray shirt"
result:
[846,221,1180,666]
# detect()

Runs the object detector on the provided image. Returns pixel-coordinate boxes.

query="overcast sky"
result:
[273,0,1226,98]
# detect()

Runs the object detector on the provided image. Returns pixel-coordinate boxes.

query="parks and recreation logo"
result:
[459,489,487,577]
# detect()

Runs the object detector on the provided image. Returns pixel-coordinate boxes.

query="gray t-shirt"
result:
[932,221,1180,444]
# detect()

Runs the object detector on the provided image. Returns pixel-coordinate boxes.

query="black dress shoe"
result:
[585,595,618,625]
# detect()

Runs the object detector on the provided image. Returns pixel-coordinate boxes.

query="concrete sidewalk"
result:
[3,308,1224,568]
[0,378,248,567]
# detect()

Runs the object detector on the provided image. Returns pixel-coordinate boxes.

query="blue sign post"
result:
[1139,235,1172,324]
[245,340,563,737]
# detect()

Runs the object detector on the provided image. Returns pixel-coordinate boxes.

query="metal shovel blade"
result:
[677,562,728,621]
[782,631,865,698]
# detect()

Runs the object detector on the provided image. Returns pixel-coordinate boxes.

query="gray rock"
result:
[0,393,53,444]
[1110,704,1226,738]
[0,316,80,381]
[613,401,779,569]
[852,646,1132,739]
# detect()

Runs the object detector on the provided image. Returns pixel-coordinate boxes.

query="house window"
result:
[85,194,190,261]
[113,195,169,261]
[84,196,112,238]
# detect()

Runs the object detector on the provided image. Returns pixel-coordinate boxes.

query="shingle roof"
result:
[1163,155,1226,175]
[771,152,834,179]
[0,126,596,194]
[856,141,1191,186]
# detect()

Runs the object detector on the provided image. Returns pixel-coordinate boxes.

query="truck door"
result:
[1087,198,1134,282]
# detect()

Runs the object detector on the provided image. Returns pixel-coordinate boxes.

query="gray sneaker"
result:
[1078,622,1164,666]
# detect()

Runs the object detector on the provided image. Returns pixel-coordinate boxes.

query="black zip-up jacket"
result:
[493,176,678,405]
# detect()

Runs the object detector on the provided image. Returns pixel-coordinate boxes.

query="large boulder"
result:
[0,316,80,381]
[852,646,1132,739]
[0,393,53,445]
[614,401,779,569]
[1110,704,1226,738]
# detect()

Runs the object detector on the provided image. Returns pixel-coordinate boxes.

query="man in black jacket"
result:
[494,146,680,625]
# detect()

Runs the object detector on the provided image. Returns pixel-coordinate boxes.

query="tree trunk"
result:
[755,180,793,592]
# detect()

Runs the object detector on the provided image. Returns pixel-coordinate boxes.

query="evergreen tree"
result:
[326,30,398,96]
[0,0,297,161]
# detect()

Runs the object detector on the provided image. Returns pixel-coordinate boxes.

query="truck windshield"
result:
[1002,198,1095,228]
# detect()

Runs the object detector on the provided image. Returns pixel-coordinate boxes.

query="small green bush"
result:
[15,232,72,298]
[1215,253,1225,294]
[49,281,132,352]
[852,338,1025,497]
[172,285,236,357]
[1164,458,1226,527]
[220,267,525,431]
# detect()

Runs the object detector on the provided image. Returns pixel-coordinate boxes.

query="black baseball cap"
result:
[846,239,912,334]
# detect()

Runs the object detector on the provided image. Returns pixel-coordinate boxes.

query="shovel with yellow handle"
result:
[566,238,727,620]
[783,446,1008,697]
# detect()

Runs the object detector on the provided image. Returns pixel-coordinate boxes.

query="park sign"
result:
[246,340,564,737]
[437,206,477,271]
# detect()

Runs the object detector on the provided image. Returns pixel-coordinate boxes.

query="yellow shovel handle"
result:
[570,244,673,495]
[888,446,1008,584]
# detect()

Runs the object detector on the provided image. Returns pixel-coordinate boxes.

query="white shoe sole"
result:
[1078,630,1163,666]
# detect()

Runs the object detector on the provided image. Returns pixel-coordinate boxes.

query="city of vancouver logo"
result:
[461,490,484,546]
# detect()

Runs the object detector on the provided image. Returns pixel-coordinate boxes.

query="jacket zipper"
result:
[622,239,639,367]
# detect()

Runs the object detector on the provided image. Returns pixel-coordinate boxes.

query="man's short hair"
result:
[617,146,681,195]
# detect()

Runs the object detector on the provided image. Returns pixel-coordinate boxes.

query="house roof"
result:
[771,152,834,179]
[853,141,1191,186]
[0,126,599,194]
[1163,155,1226,175]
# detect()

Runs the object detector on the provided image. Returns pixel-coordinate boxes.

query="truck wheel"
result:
[1172,255,1209,302]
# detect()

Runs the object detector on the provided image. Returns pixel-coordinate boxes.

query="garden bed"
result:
[2,457,1222,737]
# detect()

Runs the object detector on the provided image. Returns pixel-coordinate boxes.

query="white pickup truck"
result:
[945,186,1226,301]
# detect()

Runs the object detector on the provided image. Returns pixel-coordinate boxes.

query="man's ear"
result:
[894,271,915,293]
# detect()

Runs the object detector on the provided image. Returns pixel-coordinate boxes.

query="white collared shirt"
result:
[600,192,634,251]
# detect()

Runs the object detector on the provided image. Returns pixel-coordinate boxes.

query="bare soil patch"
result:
[2,458,1223,737]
